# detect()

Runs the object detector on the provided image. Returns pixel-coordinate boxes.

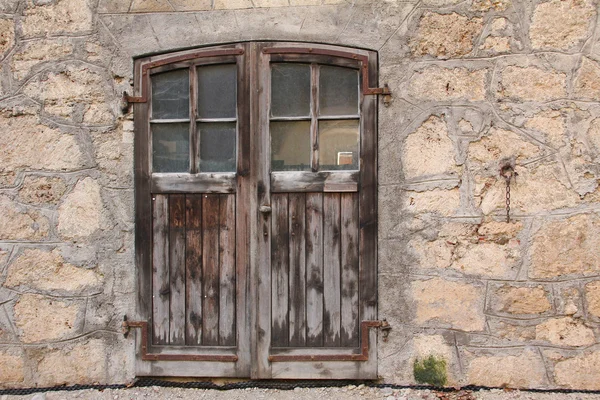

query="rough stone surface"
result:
[11,39,74,80]
[535,317,595,347]
[411,12,483,59]
[467,349,546,388]
[407,66,487,101]
[0,18,14,58]
[574,58,600,100]
[497,66,567,102]
[412,277,485,331]
[524,110,566,149]
[5,249,101,293]
[471,0,511,11]
[480,36,511,53]
[451,241,520,278]
[490,285,552,315]
[18,176,67,205]
[130,0,172,12]
[469,127,540,164]
[531,214,600,279]
[0,350,24,386]
[14,294,81,343]
[585,281,600,318]
[403,188,461,216]
[554,351,600,389]
[529,0,596,51]
[57,178,104,240]
[21,0,93,37]
[0,195,49,240]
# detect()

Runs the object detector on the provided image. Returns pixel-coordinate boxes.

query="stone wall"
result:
[0,0,599,390]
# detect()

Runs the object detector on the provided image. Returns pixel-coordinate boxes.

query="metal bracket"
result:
[380,318,392,342]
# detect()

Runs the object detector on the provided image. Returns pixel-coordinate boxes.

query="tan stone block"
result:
[554,351,600,389]
[411,239,454,269]
[254,0,289,6]
[574,58,600,101]
[83,103,114,125]
[0,18,14,58]
[412,277,485,331]
[451,242,519,278]
[130,0,172,12]
[407,66,487,101]
[213,0,253,9]
[477,220,523,239]
[0,195,49,240]
[0,350,24,385]
[402,116,459,179]
[0,114,83,173]
[469,127,540,165]
[92,130,133,187]
[5,249,101,293]
[467,349,546,388]
[411,12,482,59]
[490,284,551,315]
[524,110,566,149]
[403,188,460,216]
[585,281,600,318]
[58,178,104,240]
[492,320,536,341]
[36,339,106,386]
[471,0,511,11]
[530,0,596,51]
[422,0,463,6]
[97,0,130,13]
[531,214,600,279]
[18,176,67,204]
[14,294,81,343]
[290,0,322,5]
[22,0,93,37]
[535,317,595,347]
[169,0,211,11]
[479,36,510,53]
[497,66,567,102]
[11,39,73,80]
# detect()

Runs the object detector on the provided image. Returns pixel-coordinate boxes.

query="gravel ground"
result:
[3,385,600,400]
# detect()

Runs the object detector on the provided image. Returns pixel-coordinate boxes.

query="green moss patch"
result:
[413,355,448,386]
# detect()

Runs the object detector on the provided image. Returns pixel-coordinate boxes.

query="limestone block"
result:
[0,195,49,240]
[213,0,253,9]
[574,58,600,101]
[466,349,546,388]
[477,220,523,239]
[589,118,600,159]
[0,350,24,386]
[421,0,463,6]
[555,284,582,316]
[530,0,596,51]
[406,66,487,102]
[554,351,600,389]
[255,0,290,6]
[97,0,130,13]
[411,277,485,331]
[92,130,134,187]
[129,0,173,12]
[497,66,566,102]
[531,213,600,279]
[489,284,552,315]
[490,320,536,341]
[290,0,323,5]
[471,0,511,11]
[451,241,520,279]
[411,12,483,59]
[14,294,81,343]
[585,281,600,318]
[57,178,104,240]
[403,188,460,216]
[411,239,454,269]
[402,116,459,179]
[479,36,511,53]
[0,114,83,173]
[18,176,67,205]
[11,39,74,80]
[169,0,211,11]
[36,339,106,386]
[469,128,540,165]
[21,0,93,37]
[5,249,101,293]
[0,18,14,58]
[524,110,566,149]
[535,317,595,347]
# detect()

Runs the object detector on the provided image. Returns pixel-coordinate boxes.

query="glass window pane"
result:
[197,64,237,119]
[198,122,236,172]
[319,66,359,116]
[271,121,311,171]
[151,69,190,119]
[319,119,359,171]
[271,64,311,118]
[152,123,190,172]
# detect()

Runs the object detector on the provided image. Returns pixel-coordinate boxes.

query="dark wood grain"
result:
[323,192,341,347]
[185,194,203,345]
[305,192,324,347]
[271,171,358,193]
[169,195,186,345]
[340,192,359,347]
[202,194,221,346]
[219,194,236,346]
[271,193,289,348]
[152,194,170,345]
[288,193,306,346]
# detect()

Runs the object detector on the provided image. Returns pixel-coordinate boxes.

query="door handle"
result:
[259,205,272,214]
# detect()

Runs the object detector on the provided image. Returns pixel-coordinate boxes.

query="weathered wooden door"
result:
[133,42,378,379]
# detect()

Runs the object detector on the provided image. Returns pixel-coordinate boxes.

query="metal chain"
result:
[505,178,511,223]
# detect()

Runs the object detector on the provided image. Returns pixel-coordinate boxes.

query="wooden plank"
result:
[219,194,236,346]
[189,66,198,174]
[202,194,221,346]
[288,193,306,347]
[305,192,324,347]
[271,171,358,193]
[185,195,203,345]
[271,193,289,348]
[152,194,170,345]
[323,192,341,347]
[169,194,186,345]
[152,173,236,194]
[340,192,359,347]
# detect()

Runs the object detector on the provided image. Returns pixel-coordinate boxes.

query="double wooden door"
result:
[133,42,378,379]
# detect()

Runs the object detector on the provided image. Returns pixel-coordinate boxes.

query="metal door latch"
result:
[379,319,392,342]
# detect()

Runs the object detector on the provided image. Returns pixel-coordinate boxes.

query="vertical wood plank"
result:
[323,192,341,347]
[288,193,306,346]
[202,194,220,346]
[340,192,359,347]
[185,194,203,345]
[305,192,324,347]
[271,193,289,347]
[219,194,236,346]
[152,194,169,344]
[169,195,186,345]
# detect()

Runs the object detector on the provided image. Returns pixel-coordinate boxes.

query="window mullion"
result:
[310,64,319,172]
[189,66,199,174]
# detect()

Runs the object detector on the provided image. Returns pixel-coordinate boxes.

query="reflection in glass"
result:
[271,64,311,117]
[319,66,359,116]
[270,121,311,171]
[319,119,359,171]
[198,123,237,172]
[152,123,190,172]
[151,69,190,119]
[197,64,237,119]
